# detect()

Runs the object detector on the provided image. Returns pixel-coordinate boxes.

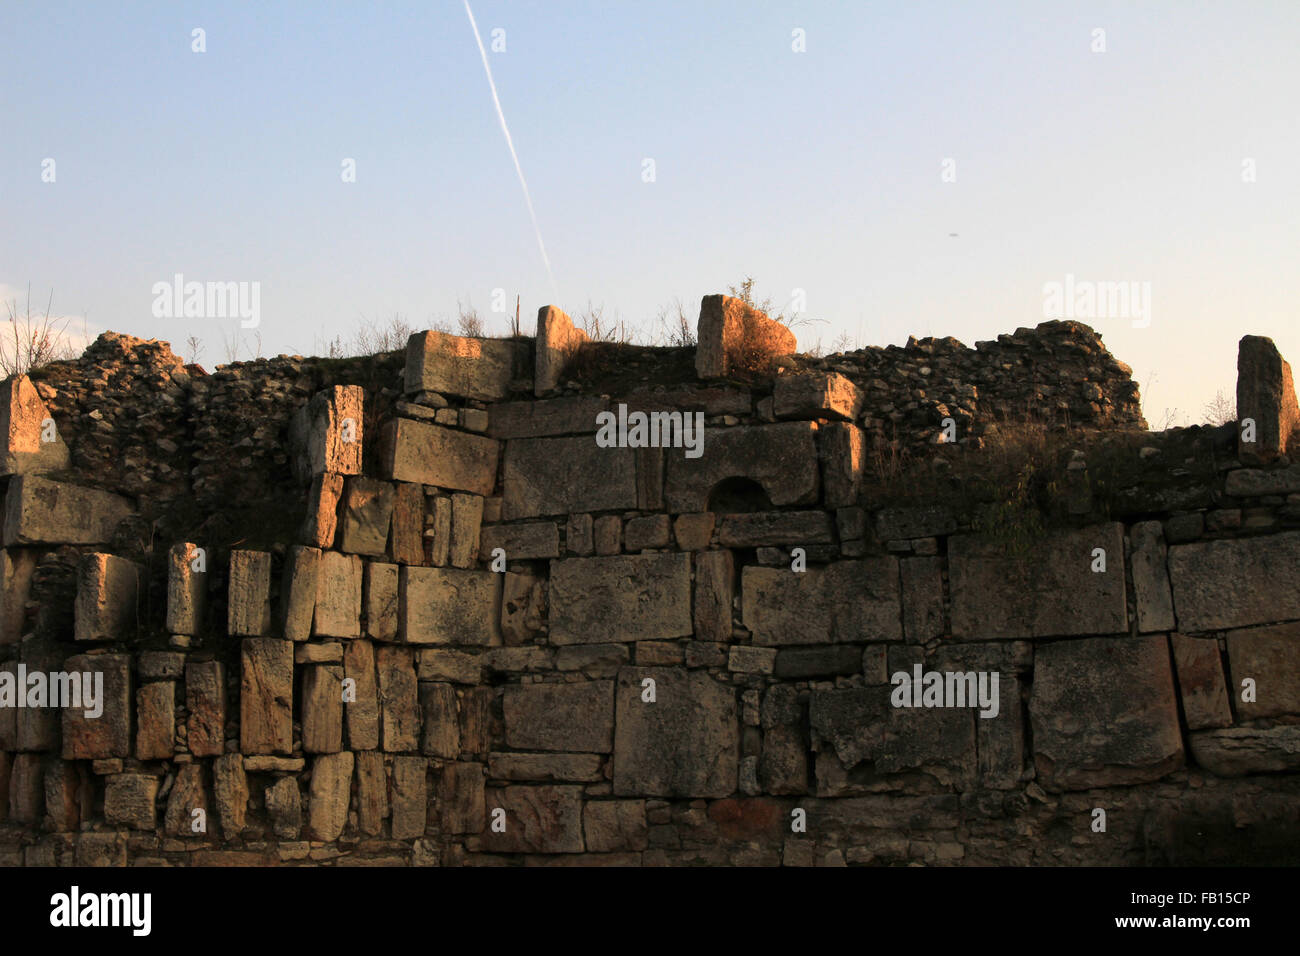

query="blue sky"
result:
[3,1,1297,423]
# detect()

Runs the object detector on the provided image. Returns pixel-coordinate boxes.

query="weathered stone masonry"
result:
[1,298,1297,867]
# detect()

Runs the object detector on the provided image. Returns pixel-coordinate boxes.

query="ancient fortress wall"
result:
[1,297,1297,867]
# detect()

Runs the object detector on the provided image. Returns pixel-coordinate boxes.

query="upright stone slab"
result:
[742,559,902,645]
[166,542,207,635]
[301,664,344,753]
[212,752,248,839]
[1130,520,1175,633]
[695,293,796,379]
[185,660,226,757]
[949,524,1128,640]
[550,554,692,645]
[390,756,428,839]
[380,418,500,496]
[535,305,587,396]
[376,646,419,752]
[0,375,70,475]
[819,422,865,509]
[240,639,293,755]
[354,750,387,836]
[501,436,637,520]
[390,481,425,565]
[419,682,460,758]
[228,550,273,637]
[74,553,140,642]
[292,385,363,479]
[503,681,614,753]
[1029,635,1183,791]
[301,472,344,549]
[364,561,398,641]
[1237,334,1299,463]
[1168,532,1300,632]
[307,751,353,841]
[1171,634,1233,730]
[399,567,501,645]
[449,494,483,568]
[0,548,37,645]
[439,761,486,834]
[3,476,133,546]
[313,551,362,638]
[664,422,820,512]
[343,639,379,751]
[613,667,739,798]
[404,329,531,402]
[61,654,131,760]
[281,545,320,642]
[135,682,175,760]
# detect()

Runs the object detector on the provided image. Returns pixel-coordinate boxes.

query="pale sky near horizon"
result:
[3,1,1297,425]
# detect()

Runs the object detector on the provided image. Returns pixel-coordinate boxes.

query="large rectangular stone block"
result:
[742,559,902,646]
[307,751,353,841]
[503,681,614,753]
[501,436,637,520]
[74,553,140,642]
[405,329,531,402]
[376,645,419,752]
[419,681,460,758]
[301,664,343,753]
[291,385,363,479]
[380,418,500,496]
[399,566,501,645]
[390,481,425,565]
[819,421,865,508]
[0,548,37,645]
[693,550,734,643]
[3,476,133,546]
[695,293,796,379]
[535,305,587,396]
[338,477,394,557]
[135,681,175,760]
[717,511,833,547]
[1236,334,1299,463]
[774,372,862,421]
[390,756,428,839]
[479,521,560,561]
[439,761,486,833]
[1171,633,1232,730]
[613,667,738,798]
[240,639,293,755]
[1028,636,1183,791]
[949,524,1128,640]
[281,545,319,642]
[1130,521,1175,632]
[364,561,398,641]
[550,554,692,645]
[0,375,70,476]
[1168,532,1300,632]
[488,396,609,439]
[61,654,131,760]
[664,422,819,512]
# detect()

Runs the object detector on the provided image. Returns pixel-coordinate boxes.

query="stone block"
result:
[354,750,386,836]
[949,525,1128,640]
[774,372,862,421]
[135,682,174,760]
[307,751,353,841]
[390,756,428,839]
[364,560,398,641]
[342,639,379,750]
[228,550,273,637]
[583,800,648,853]
[488,396,610,440]
[1236,334,1299,463]
[899,556,943,642]
[550,554,692,644]
[1188,725,1300,775]
[1226,622,1300,719]
[338,477,394,557]
[1168,532,1300,632]
[613,667,738,798]
[301,472,344,549]
[292,385,364,479]
[240,638,293,755]
[1028,636,1183,791]
[0,548,37,645]
[405,328,531,402]
[281,545,320,642]
[593,515,621,555]
[503,681,614,753]
[400,566,501,645]
[819,421,865,508]
[481,785,585,853]
[566,513,594,555]
[624,514,671,551]
[185,660,226,757]
[419,681,460,758]
[212,752,248,839]
[501,436,637,520]
[61,653,130,759]
[1171,634,1232,730]
[1130,520,1175,632]
[301,664,344,753]
[103,773,158,830]
[0,374,70,476]
[535,305,588,395]
[673,513,714,551]
[165,542,206,636]
[376,645,420,751]
[265,775,302,839]
[717,511,834,547]
[742,559,902,645]
[163,762,207,838]
[3,476,133,546]
[390,481,426,565]
[487,752,604,783]
[380,418,500,496]
[74,552,140,641]
[664,422,819,512]
[439,761,486,833]
[450,493,483,568]
[695,293,796,379]
[500,571,545,645]
[313,551,362,638]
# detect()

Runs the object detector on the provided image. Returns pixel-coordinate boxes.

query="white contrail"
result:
[463,0,558,301]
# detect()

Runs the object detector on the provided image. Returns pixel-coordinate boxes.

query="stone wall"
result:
[1,300,1296,867]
